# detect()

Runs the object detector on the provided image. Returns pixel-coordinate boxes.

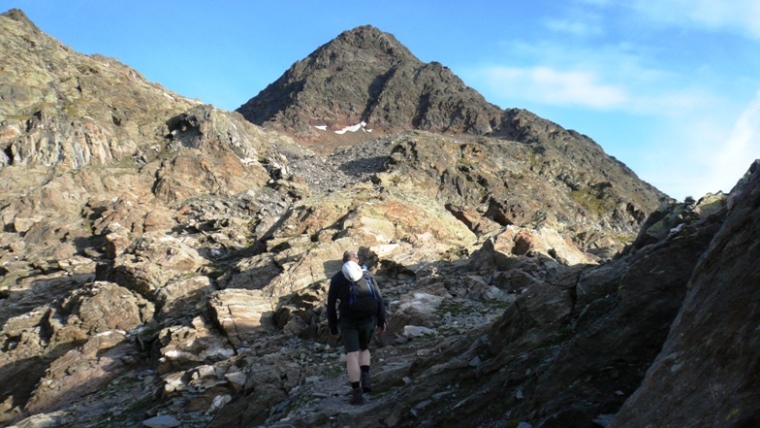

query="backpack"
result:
[346,272,379,318]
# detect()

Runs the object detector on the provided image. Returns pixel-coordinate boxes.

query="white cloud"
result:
[468,56,745,200]
[476,34,723,118]
[706,90,760,191]
[641,90,760,199]
[629,0,760,39]
[481,66,627,109]
[476,62,712,116]
[543,18,603,37]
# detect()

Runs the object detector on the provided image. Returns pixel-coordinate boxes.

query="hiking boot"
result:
[349,387,364,405]
[360,372,372,393]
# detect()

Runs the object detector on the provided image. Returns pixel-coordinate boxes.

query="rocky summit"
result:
[238,25,503,145]
[1,8,758,428]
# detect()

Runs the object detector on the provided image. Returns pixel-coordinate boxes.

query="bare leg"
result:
[346,351,361,383]
[359,349,371,367]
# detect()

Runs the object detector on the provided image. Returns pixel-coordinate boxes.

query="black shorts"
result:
[340,316,375,353]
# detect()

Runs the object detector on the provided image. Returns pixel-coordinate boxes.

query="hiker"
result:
[327,249,387,405]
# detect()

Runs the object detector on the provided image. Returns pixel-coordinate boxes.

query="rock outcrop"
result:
[0,9,198,169]
[611,161,760,428]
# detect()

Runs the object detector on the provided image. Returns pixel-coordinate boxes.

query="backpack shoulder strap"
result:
[362,272,378,297]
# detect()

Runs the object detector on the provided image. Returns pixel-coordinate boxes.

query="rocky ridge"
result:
[1,8,758,428]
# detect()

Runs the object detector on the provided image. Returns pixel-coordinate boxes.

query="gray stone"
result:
[142,414,181,428]
[402,325,437,338]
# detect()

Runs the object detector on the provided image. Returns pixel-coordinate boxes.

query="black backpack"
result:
[346,272,379,318]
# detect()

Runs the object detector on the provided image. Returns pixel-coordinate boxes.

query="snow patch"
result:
[314,121,373,133]
[314,121,372,135]
[335,121,367,134]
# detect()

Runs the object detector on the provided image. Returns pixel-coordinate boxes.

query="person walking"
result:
[327,249,387,405]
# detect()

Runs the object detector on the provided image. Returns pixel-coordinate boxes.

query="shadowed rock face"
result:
[2,8,757,428]
[611,161,760,428]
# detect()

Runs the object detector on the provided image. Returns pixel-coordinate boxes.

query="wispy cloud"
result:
[543,18,603,37]
[635,89,760,198]
[629,0,760,39]
[707,90,760,191]
[471,42,712,117]
[466,40,746,199]
[481,66,626,109]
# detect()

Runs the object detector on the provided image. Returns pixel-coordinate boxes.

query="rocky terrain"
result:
[1,8,758,428]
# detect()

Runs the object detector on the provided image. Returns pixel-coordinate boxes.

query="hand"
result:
[377,323,386,334]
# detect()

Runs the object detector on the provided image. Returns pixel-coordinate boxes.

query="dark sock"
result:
[360,366,372,392]
[351,381,360,390]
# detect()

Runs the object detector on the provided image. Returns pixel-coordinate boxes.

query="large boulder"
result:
[152,105,275,203]
[152,149,265,203]
[23,331,141,415]
[58,281,155,334]
[478,225,598,267]
[217,253,283,291]
[103,232,208,297]
[207,289,276,350]
[155,275,216,320]
[156,316,235,375]
[522,205,724,426]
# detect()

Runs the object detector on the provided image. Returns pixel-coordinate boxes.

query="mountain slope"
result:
[0,8,199,169]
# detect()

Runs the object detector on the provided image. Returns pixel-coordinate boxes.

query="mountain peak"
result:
[236,26,503,150]
[1,8,39,30]
[324,25,417,61]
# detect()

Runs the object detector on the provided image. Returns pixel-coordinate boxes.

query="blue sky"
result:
[9,0,760,200]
